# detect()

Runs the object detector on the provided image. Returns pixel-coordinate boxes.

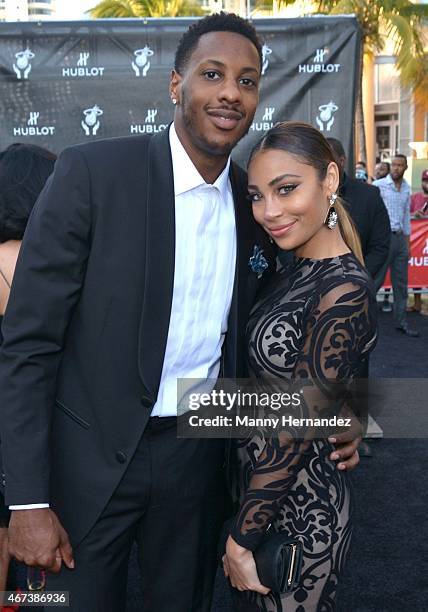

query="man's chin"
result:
[201,131,248,157]
[200,138,234,157]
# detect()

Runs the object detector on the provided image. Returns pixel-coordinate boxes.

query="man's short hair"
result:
[326,137,346,159]
[393,153,407,164]
[174,12,262,74]
[356,160,366,168]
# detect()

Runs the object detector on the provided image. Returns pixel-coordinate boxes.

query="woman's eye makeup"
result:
[246,192,262,202]
[246,184,298,202]
[278,183,298,194]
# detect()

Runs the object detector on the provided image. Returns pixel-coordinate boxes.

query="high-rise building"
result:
[0,0,56,21]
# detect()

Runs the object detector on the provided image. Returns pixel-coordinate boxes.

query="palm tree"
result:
[273,0,428,162]
[88,0,205,18]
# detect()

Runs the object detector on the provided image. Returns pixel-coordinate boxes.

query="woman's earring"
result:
[171,98,177,105]
[325,193,338,230]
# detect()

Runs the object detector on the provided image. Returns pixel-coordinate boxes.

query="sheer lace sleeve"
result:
[230,279,377,551]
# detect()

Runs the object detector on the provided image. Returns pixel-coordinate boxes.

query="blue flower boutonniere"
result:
[249,245,268,279]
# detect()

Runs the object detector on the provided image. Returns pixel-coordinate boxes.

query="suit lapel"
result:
[222,163,255,377]
[223,163,277,377]
[138,128,175,400]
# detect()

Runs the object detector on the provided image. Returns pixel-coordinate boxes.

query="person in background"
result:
[355,160,368,182]
[0,142,57,594]
[408,169,428,313]
[373,155,420,337]
[327,138,390,284]
[327,138,389,457]
[410,169,428,217]
[374,161,390,180]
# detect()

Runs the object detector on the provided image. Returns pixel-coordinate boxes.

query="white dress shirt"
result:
[10,123,237,508]
[151,123,237,416]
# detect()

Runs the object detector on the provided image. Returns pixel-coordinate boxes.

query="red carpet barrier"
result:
[382,218,428,289]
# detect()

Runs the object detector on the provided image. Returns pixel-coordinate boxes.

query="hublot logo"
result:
[13,111,55,137]
[299,48,341,74]
[251,107,276,132]
[130,107,167,134]
[62,52,105,78]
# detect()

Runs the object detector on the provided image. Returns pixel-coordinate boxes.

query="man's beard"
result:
[180,89,252,157]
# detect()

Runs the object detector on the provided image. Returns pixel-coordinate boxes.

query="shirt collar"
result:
[386,173,409,189]
[169,122,231,199]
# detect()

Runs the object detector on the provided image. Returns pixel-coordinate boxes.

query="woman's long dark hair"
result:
[0,143,57,243]
[249,121,364,264]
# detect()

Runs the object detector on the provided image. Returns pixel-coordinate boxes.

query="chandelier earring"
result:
[325,193,338,230]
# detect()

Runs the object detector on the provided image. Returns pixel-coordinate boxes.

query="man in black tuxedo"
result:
[0,16,361,611]
[327,138,391,286]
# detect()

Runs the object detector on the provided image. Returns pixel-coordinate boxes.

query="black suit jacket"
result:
[340,173,391,278]
[0,128,275,545]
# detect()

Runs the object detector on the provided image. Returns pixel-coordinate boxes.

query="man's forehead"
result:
[188,31,260,68]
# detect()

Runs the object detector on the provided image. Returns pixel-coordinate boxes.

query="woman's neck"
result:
[294,227,350,260]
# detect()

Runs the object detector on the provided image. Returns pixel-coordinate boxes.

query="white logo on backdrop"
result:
[423,239,428,255]
[77,52,90,67]
[130,107,167,134]
[145,109,158,123]
[132,46,154,77]
[299,47,341,74]
[262,107,275,122]
[81,105,103,136]
[13,48,35,80]
[62,52,105,77]
[261,44,272,76]
[27,112,40,126]
[251,107,276,132]
[316,101,338,131]
[313,48,328,63]
[13,111,55,136]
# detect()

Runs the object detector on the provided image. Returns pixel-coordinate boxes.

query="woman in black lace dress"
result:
[222,123,377,611]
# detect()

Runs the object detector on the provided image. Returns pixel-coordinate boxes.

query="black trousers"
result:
[47,417,228,611]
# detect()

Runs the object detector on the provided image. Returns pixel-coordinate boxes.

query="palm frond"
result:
[88,0,204,18]
[88,0,142,18]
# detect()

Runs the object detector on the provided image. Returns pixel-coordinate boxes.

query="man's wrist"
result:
[9,503,50,510]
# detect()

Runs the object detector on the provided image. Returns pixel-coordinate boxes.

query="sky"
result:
[55,0,97,20]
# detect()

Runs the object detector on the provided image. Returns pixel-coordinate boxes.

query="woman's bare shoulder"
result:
[0,240,20,315]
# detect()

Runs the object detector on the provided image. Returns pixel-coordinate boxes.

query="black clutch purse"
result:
[219,520,303,594]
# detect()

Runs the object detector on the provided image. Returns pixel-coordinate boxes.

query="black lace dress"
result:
[229,253,378,612]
